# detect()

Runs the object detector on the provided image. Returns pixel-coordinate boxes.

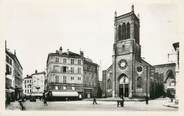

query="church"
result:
[102,5,176,99]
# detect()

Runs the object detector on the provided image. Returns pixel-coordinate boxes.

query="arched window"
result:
[127,23,130,38]
[122,23,126,40]
[165,70,175,85]
[107,79,112,89]
[137,77,142,88]
[118,25,122,40]
[119,74,129,84]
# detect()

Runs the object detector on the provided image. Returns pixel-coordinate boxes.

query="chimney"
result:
[35,70,38,74]
[67,49,69,55]
[56,50,59,54]
[26,75,29,77]
[80,51,84,57]
[5,40,7,49]
[59,46,62,55]
[131,4,134,12]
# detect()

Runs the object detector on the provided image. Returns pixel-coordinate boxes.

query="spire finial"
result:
[131,4,134,12]
[114,10,117,17]
[137,13,140,18]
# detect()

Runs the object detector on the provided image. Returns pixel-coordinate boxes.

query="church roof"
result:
[153,63,176,68]
[115,11,139,22]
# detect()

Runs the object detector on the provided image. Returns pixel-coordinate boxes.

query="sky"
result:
[1,0,180,80]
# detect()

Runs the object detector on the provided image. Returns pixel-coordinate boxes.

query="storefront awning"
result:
[6,88,15,93]
[31,93,43,96]
[52,91,78,97]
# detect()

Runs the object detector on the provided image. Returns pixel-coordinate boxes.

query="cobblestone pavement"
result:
[6,98,177,111]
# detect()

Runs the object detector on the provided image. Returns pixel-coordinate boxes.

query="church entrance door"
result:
[119,74,129,97]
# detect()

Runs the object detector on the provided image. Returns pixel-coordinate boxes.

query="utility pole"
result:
[146,66,149,104]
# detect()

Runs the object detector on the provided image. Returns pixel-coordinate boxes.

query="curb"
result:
[163,104,178,108]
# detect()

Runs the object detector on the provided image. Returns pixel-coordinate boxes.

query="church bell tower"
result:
[112,5,141,98]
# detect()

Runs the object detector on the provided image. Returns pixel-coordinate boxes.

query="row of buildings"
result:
[5,41,23,102]
[101,5,179,99]
[5,42,101,101]
[22,47,100,100]
[23,71,45,98]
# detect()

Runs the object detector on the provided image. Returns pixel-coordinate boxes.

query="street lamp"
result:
[144,66,149,104]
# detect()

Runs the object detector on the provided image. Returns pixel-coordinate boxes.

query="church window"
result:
[137,77,142,88]
[118,25,122,40]
[107,79,112,89]
[122,23,126,40]
[127,23,130,38]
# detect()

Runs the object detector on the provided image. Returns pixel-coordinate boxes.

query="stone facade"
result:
[83,59,99,98]
[102,6,170,99]
[5,45,23,101]
[112,6,153,98]
[23,75,32,96]
[154,63,176,97]
[46,47,99,99]
[31,71,46,97]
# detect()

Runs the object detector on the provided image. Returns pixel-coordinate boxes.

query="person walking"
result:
[43,90,48,106]
[18,97,25,110]
[121,96,125,107]
[93,96,97,104]
[145,96,149,104]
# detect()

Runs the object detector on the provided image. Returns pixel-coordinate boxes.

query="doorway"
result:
[119,74,129,97]
[119,84,129,97]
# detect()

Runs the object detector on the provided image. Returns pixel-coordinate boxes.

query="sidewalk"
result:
[82,97,145,102]
[6,101,22,110]
[162,98,179,108]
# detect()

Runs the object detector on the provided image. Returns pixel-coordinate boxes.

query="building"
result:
[102,5,175,99]
[154,63,176,98]
[46,47,99,100]
[31,70,46,98]
[83,57,99,98]
[5,41,23,102]
[23,75,32,97]
[110,5,153,98]
[6,49,15,102]
[102,65,113,97]
[172,42,179,100]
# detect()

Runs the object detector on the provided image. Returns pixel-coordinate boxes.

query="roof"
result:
[153,63,176,68]
[140,59,153,67]
[32,71,46,76]
[24,76,32,79]
[47,49,98,66]
[48,51,82,58]
[115,11,139,22]
[107,64,113,71]
[47,50,82,64]
[6,49,23,69]
[83,58,98,66]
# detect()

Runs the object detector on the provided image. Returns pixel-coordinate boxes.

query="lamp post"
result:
[145,66,149,104]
